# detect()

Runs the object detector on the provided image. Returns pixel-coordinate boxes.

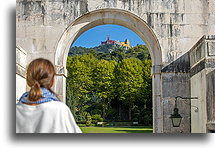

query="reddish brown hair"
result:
[26,58,57,101]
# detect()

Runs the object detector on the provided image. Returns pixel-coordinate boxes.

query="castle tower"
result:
[107,35,110,41]
[125,39,130,46]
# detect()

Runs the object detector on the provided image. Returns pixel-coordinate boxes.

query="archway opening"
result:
[66,24,153,133]
[55,8,162,133]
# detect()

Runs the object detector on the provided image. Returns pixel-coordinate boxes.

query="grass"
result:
[80,126,153,133]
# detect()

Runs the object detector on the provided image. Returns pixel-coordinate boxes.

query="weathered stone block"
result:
[27,52,55,64]
[16,24,26,38]
[183,24,205,38]
[22,0,44,17]
[184,13,208,25]
[16,38,34,54]
[26,26,45,39]
[184,0,208,14]
[207,41,215,56]
[162,73,190,98]
[44,26,64,41]
[170,13,184,24]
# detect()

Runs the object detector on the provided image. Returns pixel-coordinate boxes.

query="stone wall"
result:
[161,51,191,133]
[190,35,215,133]
[16,0,214,66]
[16,46,27,103]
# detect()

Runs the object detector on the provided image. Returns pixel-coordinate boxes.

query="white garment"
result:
[16,101,82,133]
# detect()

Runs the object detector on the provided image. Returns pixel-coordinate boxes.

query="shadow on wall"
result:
[161,51,191,133]
[161,52,190,73]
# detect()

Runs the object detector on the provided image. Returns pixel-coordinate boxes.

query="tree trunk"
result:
[128,102,132,121]
[102,98,107,120]
[119,101,122,119]
[102,104,106,120]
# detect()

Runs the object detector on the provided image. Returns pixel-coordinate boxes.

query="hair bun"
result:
[33,81,40,88]
[28,80,42,101]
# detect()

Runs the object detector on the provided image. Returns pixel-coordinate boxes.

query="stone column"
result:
[151,65,163,133]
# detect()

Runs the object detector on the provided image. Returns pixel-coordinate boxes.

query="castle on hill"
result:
[101,36,131,48]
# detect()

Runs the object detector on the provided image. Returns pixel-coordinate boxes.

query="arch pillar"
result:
[151,65,163,133]
[53,66,67,103]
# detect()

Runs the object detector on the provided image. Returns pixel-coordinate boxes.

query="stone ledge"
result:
[190,59,215,77]
[16,64,26,78]
[16,46,27,69]
[190,35,215,68]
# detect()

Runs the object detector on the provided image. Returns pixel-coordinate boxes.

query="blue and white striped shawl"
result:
[17,88,59,105]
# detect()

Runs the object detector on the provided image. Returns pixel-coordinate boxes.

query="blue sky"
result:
[72,24,145,48]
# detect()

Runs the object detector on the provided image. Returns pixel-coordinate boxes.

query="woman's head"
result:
[26,58,56,101]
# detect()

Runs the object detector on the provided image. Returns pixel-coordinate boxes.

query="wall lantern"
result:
[170,107,182,127]
[170,96,198,127]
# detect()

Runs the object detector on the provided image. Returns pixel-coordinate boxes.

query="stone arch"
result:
[55,8,162,67]
[55,8,163,133]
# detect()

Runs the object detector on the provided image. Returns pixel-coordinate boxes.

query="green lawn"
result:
[80,126,153,133]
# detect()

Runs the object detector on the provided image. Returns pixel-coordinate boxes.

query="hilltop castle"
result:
[101,36,131,48]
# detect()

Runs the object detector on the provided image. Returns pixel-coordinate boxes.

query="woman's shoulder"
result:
[17,101,70,112]
[38,101,72,118]
[39,101,70,111]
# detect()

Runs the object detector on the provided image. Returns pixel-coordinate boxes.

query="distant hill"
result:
[69,44,122,55]
[68,44,150,61]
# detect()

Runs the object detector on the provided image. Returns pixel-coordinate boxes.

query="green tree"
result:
[115,58,145,121]
[132,59,152,125]
[93,59,117,119]
[126,44,151,60]
[66,54,97,119]
[66,77,77,117]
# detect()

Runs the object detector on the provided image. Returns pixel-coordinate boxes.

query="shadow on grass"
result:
[115,130,153,133]
[112,126,153,128]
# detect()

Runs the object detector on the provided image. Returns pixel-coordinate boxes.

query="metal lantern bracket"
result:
[170,96,198,127]
[175,96,199,112]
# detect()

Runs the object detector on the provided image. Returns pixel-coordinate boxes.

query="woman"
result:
[16,58,82,133]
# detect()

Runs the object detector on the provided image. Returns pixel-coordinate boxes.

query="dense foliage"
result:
[66,44,152,125]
